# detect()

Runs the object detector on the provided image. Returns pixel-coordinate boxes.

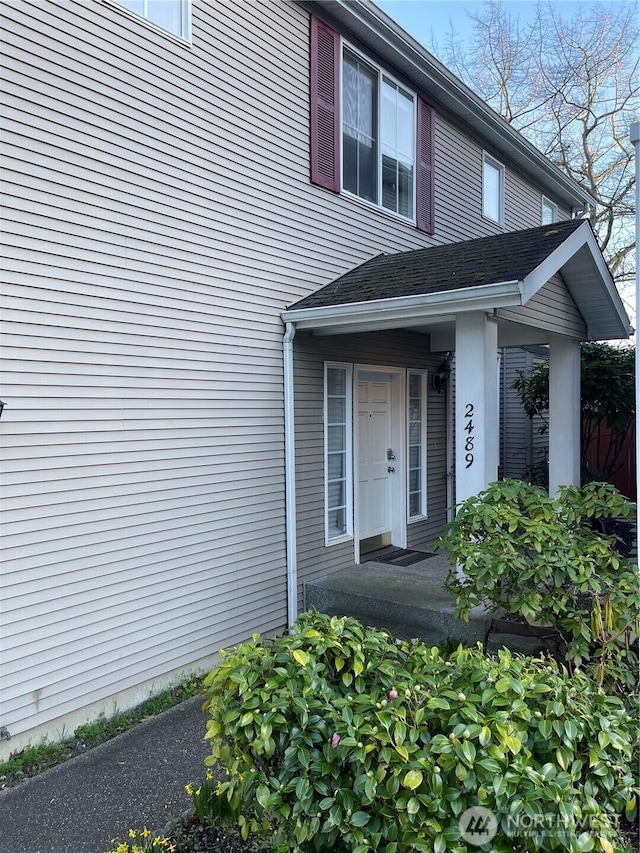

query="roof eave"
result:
[281,280,524,332]
[304,0,594,211]
[521,222,632,340]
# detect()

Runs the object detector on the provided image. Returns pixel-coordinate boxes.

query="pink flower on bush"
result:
[388,689,398,699]
[331,733,341,748]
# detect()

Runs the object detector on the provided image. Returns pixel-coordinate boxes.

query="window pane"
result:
[327,368,345,397]
[328,425,345,452]
[409,400,421,423]
[328,508,347,536]
[542,199,556,225]
[118,0,144,14]
[398,162,413,219]
[408,372,425,519]
[381,83,397,153]
[328,452,345,479]
[409,445,420,469]
[382,154,397,213]
[147,0,182,34]
[343,52,377,203]
[328,481,346,508]
[325,364,352,541]
[397,89,414,160]
[327,397,345,424]
[117,0,185,36]
[483,158,502,222]
[380,79,414,218]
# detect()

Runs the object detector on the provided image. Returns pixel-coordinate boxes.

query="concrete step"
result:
[304,552,492,647]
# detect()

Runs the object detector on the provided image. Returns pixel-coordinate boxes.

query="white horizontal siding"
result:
[1,0,565,747]
[498,273,587,337]
[501,347,550,481]
[501,347,532,480]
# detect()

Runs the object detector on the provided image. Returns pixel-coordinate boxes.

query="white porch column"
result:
[548,334,581,495]
[454,312,499,505]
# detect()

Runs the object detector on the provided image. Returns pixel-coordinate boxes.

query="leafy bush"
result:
[439,479,639,694]
[202,611,638,853]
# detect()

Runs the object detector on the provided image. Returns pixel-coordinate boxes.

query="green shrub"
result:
[202,611,638,853]
[438,479,639,694]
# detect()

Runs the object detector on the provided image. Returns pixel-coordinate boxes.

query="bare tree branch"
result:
[432,0,639,290]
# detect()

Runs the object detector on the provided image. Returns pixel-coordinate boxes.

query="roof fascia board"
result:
[309,0,594,210]
[282,280,523,331]
[521,224,632,337]
[521,222,591,301]
[311,313,454,336]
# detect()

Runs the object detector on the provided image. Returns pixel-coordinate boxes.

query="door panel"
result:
[358,379,392,539]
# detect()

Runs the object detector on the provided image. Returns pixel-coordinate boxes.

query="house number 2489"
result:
[464,403,474,468]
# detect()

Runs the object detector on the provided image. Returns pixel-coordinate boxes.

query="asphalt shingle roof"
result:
[290,219,586,310]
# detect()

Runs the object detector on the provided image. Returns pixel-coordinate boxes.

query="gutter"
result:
[282,279,524,331]
[283,322,297,628]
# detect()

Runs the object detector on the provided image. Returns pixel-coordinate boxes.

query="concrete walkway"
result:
[0,695,210,853]
[305,550,492,647]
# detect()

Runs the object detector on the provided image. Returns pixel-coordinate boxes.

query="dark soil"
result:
[170,816,270,853]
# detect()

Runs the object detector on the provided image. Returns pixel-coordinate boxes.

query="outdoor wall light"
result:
[0,400,5,419]
[432,359,451,393]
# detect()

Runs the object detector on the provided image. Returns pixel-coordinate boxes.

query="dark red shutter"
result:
[416,97,435,234]
[310,15,340,192]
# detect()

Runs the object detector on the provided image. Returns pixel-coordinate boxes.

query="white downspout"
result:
[283,322,297,628]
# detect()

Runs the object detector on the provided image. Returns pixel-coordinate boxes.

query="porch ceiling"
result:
[282,220,632,344]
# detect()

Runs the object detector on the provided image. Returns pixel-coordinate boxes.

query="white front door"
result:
[358,375,393,539]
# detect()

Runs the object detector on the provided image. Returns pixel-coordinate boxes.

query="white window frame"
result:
[541,196,558,225]
[407,369,428,522]
[482,152,505,225]
[340,41,417,224]
[107,0,192,42]
[324,363,353,545]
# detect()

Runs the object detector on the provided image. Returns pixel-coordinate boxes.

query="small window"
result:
[324,364,353,543]
[407,371,427,520]
[113,0,190,39]
[542,197,558,225]
[483,153,504,224]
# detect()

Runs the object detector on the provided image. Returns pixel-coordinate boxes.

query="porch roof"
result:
[282,220,632,343]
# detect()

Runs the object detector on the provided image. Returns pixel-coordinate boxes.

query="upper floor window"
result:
[342,49,415,220]
[482,153,504,225]
[542,197,558,225]
[309,16,435,234]
[114,0,190,39]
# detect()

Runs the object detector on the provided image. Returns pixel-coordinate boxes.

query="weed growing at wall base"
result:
[0,675,204,788]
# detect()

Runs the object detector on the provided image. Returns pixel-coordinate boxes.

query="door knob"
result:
[388,466,395,473]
